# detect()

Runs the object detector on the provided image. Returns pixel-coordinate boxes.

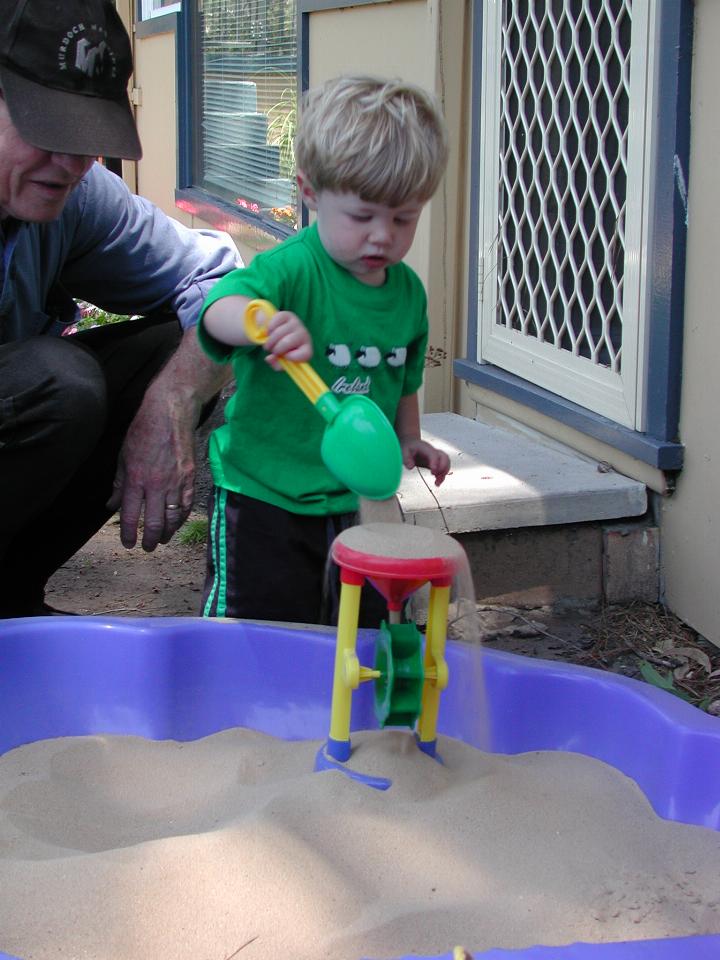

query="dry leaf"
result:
[673,663,691,683]
[671,646,713,673]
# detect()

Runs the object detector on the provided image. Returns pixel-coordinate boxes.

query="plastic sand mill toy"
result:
[244,299,403,501]
[315,522,467,787]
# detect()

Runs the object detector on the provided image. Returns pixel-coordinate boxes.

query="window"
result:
[187,0,298,234]
[141,0,181,20]
[457,0,692,469]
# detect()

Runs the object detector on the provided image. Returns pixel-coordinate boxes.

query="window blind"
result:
[197,0,297,229]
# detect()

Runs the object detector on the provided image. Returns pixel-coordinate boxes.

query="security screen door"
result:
[476,0,657,429]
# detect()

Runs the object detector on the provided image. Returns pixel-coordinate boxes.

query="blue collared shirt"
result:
[0,161,240,344]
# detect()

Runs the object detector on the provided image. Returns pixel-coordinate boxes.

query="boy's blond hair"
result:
[294,75,448,207]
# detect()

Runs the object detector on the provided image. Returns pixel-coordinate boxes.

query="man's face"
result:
[0,97,94,222]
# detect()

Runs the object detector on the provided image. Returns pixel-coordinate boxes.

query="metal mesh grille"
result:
[496,0,631,372]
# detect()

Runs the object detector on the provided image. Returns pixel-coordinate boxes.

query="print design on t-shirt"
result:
[324,342,408,397]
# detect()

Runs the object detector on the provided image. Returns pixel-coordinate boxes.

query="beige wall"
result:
[661,0,720,643]
[132,27,192,228]
[307,0,470,412]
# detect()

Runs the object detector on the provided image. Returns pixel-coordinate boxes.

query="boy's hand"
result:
[263,310,313,370]
[401,438,451,487]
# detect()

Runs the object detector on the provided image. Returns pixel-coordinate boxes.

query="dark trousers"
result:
[0,317,182,617]
[202,487,388,627]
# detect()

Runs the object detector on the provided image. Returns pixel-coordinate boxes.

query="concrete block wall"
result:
[455,519,660,609]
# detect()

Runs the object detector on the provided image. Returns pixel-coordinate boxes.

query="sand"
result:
[340,520,466,562]
[0,728,719,960]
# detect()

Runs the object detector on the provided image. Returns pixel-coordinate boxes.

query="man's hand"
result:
[108,390,195,551]
[106,327,230,551]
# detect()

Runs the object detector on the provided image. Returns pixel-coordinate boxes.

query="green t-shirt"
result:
[198,223,428,515]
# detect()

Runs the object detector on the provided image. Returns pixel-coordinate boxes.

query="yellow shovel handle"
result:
[244,299,329,406]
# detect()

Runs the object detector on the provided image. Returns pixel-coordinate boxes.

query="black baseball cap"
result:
[0,0,142,159]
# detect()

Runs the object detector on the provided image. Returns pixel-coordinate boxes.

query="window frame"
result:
[176,0,302,243]
[456,0,693,471]
[139,0,181,22]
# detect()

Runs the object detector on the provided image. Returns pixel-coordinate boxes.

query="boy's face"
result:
[299,176,425,286]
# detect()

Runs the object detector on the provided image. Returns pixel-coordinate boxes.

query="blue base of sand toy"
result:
[1,615,719,960]
[409,940,720,959]
[315,733,439,789]
[315,740,393,789]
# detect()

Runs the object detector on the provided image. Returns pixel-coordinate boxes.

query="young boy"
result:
[198,74,451,624]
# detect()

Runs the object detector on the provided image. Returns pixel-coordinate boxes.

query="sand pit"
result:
[0,728,718,960]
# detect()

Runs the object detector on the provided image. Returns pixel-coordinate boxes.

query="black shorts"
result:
[201,487,388,627]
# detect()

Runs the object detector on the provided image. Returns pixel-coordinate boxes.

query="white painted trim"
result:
[625,1,660,432]
[476,0,657,431]
[141,0,181,21]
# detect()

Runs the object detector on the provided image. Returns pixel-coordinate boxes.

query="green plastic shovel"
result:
[244,300,402,500]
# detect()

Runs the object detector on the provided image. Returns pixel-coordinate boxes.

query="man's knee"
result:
[0,337,107,448]
[72,314,182,417]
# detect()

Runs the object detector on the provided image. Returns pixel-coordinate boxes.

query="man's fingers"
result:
[119,486,143,549]
[144,496,193,550]
[116,465,194,551]
[139,488,169,552]
[117,491,191,551]
[113,433,195,551]
[158,502,188,545]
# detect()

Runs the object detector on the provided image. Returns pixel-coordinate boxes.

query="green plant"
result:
[74,301,134,331]
[177,517,209,546]
[638,660,716,711]
[267,85,297,179]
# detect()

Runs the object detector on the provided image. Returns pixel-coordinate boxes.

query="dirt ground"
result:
[46,514,208,618]
[44,394,225,618]
[44,514,720,716]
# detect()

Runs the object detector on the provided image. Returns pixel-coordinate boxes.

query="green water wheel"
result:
[373,621,425,728]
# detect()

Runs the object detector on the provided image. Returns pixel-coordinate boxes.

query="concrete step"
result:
[397,413,652,607]
[398,412,647,532]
